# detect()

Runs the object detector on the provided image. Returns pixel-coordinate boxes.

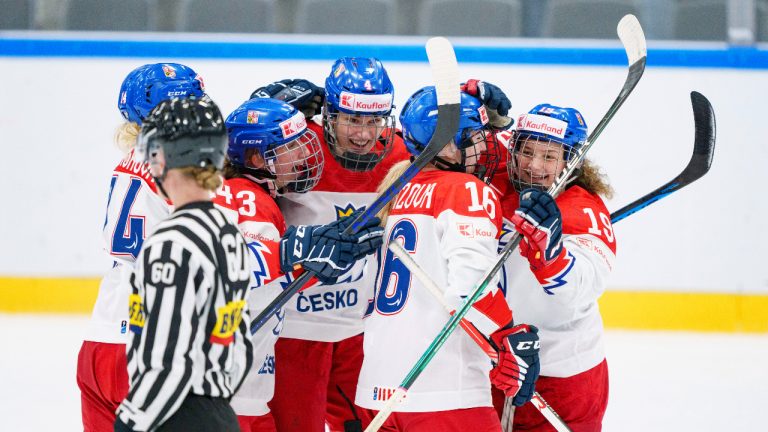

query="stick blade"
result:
[617,14,647,65]
[426,37,460,106]
[686,91,716,181]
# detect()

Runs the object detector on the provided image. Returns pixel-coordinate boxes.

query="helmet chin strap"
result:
[151,161,171,201]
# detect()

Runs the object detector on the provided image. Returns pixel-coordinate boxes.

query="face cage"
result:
[507,132,576,192]
[459,128,501,185]
[322,110,396,172]
[253,129,324,194]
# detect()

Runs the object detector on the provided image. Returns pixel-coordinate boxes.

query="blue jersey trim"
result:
[1,36,767,69]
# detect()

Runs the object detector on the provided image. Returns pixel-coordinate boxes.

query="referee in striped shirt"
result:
[115,96,252,431]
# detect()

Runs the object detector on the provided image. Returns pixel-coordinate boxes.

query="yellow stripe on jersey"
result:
[1,277,767,333]
[210,299,246,345]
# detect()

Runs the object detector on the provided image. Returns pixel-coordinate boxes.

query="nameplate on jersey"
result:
[210,300,246,345]
[392,182,436,212]
[115,151,157,190]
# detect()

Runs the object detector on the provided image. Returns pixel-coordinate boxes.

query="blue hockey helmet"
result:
[400,86,491,155]
[225,98,323,193]
[322,57,396,171]
[118,63,205,125]
[508,103,589,192]
[400,86,499,183]
[324,57,394,116]
[513,104,588,160]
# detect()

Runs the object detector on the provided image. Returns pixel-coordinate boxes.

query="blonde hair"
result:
[114,122,141,154]
[574,159,614,199]
[178,166,223,192]
[375,160,412,224]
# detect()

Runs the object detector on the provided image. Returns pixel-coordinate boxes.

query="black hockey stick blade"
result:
[250,37,461,336]
[611,91,716,223]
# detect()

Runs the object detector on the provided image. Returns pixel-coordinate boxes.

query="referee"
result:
[115,96,252,432]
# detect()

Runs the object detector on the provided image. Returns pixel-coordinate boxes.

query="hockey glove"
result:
[462,79,513,129]
[490,323,540,406]
[510,188,565,271]
[251,78,325,118]
[279,210,384,284]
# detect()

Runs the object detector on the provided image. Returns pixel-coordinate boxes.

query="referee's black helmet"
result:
[138,95,228,170]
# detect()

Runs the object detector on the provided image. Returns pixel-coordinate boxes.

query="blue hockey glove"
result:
[510,188,564,270]
[462,79,513,129]
[490,324,540,406]
[279,210,383,283]
[250,78,324,118]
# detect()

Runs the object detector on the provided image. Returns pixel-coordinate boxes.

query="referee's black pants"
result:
[158,394,239,431]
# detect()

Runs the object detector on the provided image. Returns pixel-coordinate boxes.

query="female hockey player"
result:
[115,95,383,432]
[354,86,540,431]
[498,103,616,431]
[252,58,411,432]
[216,97,383,432]
[76,62,205,431]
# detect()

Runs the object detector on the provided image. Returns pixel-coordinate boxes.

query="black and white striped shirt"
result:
[116,201,254,431]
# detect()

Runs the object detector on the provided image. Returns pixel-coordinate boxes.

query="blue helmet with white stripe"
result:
[225,98,324,193]
[514,104,588,160]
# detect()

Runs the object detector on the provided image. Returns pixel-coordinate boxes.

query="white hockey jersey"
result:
[213,177,288,416]
[276,121,411,342]
[500,186,616,378]
[84,149,170,344]
[355,169,513,412]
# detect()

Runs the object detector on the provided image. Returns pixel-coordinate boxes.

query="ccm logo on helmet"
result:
[167,90,189,97]
[516,340,541,350]
[338,91,392,113]
[517,113,568,139]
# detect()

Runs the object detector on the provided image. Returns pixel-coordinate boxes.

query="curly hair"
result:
[573,159,614,199]
[114,122,140,154]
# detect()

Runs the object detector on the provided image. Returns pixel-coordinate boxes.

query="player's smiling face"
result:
[332,112,387,155]
[512,137,567,189]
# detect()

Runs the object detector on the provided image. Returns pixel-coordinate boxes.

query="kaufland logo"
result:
[517,114,567,139]
[279,111,307,139]
[338,91,392,113]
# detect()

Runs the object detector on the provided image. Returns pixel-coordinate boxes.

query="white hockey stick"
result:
[365,14,646,432]
[387,241,572,432]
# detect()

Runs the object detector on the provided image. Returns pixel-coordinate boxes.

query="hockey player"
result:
[251,58,411,432]
[498,104,615,431]
[76,62,205,431]
[115,95,384,432]
[354,86,540,431]
[215,97,383,432]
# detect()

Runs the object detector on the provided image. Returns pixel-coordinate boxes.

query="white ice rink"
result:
[1,314,766,431]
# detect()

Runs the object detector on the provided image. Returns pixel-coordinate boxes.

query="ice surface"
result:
[1,314,765,431]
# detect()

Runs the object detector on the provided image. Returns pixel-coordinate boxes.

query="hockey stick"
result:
[610,91,716,223]
[249,37,461,335]
[387,241,572,432]
[365,14,646,431]
[380,91,713,432]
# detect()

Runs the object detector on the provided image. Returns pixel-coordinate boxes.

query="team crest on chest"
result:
[334,203,365,221]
